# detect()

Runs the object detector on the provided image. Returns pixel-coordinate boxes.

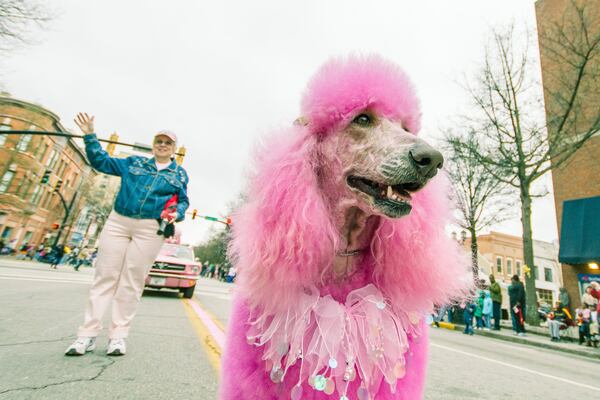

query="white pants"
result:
[77,211,164,339]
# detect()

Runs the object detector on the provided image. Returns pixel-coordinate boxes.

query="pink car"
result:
[144,243,201,298]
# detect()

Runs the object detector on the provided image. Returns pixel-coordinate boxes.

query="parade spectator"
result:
[489,274,502,330]
[64,112,189,357]
[432,304,449,328]
[558,287,570,313]
[17,242,29,260]
[508,274,527,336]
[50,244,65,269]
[547,301,568,342]
[462,301,476,335]
[226,266,237,283]
[576,304,592,346]
[74,247,89,271]
[482,291,493,330]
[474,291,484,330]
[583,283,599,323]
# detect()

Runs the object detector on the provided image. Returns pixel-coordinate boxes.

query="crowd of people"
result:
[200,261,236,283]
[547,281,599,347]
[0,239,97,271]
[432,274,599,348]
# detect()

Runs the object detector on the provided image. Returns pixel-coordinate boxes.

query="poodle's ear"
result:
[372,173,472,312]
[230,125,338,313]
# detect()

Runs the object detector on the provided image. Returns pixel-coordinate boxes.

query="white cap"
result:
[154,129,177,144]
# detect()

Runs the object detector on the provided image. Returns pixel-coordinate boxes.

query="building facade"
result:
[536,0,600,306]
[472,232,562,306]
[0,95,97,250]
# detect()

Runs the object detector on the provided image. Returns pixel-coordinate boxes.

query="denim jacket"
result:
[83,134,189,221]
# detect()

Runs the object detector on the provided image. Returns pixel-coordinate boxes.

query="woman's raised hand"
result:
[74,112,95,134]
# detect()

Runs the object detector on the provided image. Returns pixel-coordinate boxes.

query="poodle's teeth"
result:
[387,185,393,198]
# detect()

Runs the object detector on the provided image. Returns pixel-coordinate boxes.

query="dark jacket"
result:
[508,281,526,308]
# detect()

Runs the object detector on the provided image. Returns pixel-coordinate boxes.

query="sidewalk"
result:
[435,320,600,360]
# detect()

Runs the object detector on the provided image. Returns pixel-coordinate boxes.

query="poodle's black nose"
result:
[409,144,444,179]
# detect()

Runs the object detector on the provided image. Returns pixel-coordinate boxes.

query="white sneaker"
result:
[65,337,96,356]
[107,338,126,356]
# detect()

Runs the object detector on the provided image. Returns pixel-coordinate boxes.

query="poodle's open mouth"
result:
[346,175,424,217]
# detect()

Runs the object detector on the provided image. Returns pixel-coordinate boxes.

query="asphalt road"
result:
[1,259,599,400]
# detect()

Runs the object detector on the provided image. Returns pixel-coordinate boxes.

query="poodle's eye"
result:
[352,113,373,127]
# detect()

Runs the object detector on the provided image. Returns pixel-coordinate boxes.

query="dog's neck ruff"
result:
[246,284,424,399]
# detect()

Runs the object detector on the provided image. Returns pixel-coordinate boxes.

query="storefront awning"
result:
[559,196,600,264]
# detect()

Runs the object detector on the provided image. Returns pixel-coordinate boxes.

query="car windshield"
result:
[159,244,194,261]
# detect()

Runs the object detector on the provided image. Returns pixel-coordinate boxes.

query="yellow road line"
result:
[193,296,226,332]
[182,299,222,377]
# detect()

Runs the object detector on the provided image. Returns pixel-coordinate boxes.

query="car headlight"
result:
[191,266,199,274]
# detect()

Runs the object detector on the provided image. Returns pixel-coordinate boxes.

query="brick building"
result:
[536,0,600,306]
[0,95,98,250]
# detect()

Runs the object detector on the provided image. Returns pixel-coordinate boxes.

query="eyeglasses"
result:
[154,140,174,146]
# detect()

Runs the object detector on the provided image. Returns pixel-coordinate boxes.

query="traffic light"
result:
[192,209,198,220]
[54,179,63,192]
[106,132,119,156]
[176,146,186,165]
[226,217,232,225]
[51,223,59,230]
[40,169,51,184]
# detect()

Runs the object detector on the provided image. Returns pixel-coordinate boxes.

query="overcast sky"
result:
[2,0,559,245]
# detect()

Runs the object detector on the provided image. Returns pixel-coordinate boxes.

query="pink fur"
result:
[302,54,422,135]
[221,55,471,400]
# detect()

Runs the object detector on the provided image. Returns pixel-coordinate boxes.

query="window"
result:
[1,226,13,240]
[0,118,10,145]
[16,134,32,151]
[42,191,53,209]
[20,180,32,199]
[516,260,521,276]
[0,170,15,193]
[533,265,539,280]
[23,231,33,243]
[37,142,48,160]
[0,117,11,131]
[544,268,553,282]
[496,257,503,273]
[15,174,26,195]
[507,258,513,275]
[30,185,43,205]
[537,289,553,305]
[56,160,65,177]
[45,150,58,168]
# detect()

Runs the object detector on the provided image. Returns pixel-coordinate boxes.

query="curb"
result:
[443,323,600,361]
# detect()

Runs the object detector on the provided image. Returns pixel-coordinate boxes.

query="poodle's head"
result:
[303,55,442,220]
[316,112,444,220]
[232,54,470,314]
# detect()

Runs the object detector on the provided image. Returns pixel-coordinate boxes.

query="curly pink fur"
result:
[223,55,471,400]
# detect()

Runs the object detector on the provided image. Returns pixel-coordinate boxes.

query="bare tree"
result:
[451,3,600,326]
[445,129,515,284]
[0,0,52,53]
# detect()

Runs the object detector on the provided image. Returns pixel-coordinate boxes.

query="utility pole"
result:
[53,190,77,247]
